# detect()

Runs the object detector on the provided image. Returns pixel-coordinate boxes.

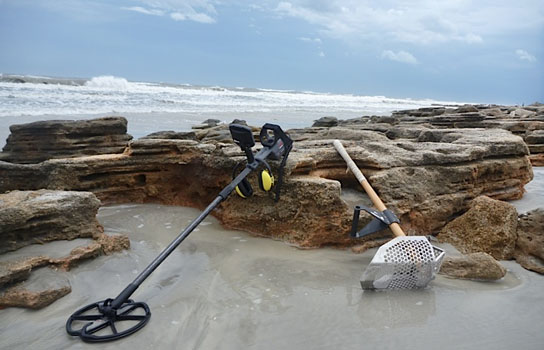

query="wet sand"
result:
[1,202,543,350]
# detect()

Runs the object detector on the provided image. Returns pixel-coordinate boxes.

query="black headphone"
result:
[232,160,275,198]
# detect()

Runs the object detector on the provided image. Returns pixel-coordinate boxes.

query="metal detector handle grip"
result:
[260,123,293,159]
[333,140,406,238]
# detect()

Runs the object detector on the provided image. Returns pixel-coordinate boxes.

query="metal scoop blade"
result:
[361,236,445,290]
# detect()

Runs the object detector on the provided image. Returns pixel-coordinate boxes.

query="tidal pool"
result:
[1,203,543,350]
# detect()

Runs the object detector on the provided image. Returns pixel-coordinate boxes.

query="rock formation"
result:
[437,196,519,260]
[0,190,103,253]
[348,103,544,166]
[0,268,72,309]
[437,196,544,275]
[0,114,534,249]
[439,252,507,280]
[0,117,132,164]
[515,208,544,273]
[312,116,339,127]
[0,190,129,309]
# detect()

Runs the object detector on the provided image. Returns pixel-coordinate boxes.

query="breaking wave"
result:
[84,76,130,90]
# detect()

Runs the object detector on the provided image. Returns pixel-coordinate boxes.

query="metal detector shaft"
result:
[110,153,268,309]
[109,196,223,309]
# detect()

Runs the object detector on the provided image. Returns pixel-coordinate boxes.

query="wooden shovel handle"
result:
[333,140,405,237]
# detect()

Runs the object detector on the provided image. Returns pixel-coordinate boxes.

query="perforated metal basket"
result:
[361,236,445,290]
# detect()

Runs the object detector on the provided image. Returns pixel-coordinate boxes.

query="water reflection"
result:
[357,289,436,329]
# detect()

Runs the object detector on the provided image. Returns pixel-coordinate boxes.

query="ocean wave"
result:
[0,74,465,118]
[84,76,130,90]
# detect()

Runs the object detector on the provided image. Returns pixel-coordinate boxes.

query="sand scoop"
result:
[333,140,445,290]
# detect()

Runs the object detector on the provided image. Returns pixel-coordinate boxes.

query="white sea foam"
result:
[84,75,130,90]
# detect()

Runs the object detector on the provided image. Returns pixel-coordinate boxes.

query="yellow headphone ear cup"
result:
[235,185,247,198]
[235,179,252,198]
[259,170,274,192]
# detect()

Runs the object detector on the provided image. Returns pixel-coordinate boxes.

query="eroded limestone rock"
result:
[0,117,132,164]
[141,130,197,141]
[0,256,49,288]
[437,196,518,260]
[95,233,130,255]
[515,208,544,274]
[338,103,544,165]
[439,252,506,280]
[0,236,130,290]
[0,267,71,309]
[0,190,130,309]
[0,190,103,253]
[0,116,534,248]
[312,116,338,127]
[50,243,103,270]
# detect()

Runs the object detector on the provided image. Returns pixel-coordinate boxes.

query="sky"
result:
[0,0,543,104]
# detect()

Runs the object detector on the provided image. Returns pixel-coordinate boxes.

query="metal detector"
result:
[66,123,293,342]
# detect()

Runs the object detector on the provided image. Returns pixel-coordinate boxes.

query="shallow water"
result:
[1,203,543,350]
[510,167,544,213]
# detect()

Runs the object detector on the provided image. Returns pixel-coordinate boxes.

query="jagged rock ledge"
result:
[329,103,544,166]
[437,196,544,277]
[0,190,129,309]
[0,113,534,248]
[0,117,132,164]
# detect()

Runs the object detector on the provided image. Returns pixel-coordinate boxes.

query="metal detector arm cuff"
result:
[230,124,256,163]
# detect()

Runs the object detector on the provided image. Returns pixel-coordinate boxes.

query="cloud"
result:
[516,49,537,62]
[123,0,217,24]
[122,6,164,16]
[298,37,322,44]
[381,50,418,64]
[170,11,215,23]
[272,1,544,46]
